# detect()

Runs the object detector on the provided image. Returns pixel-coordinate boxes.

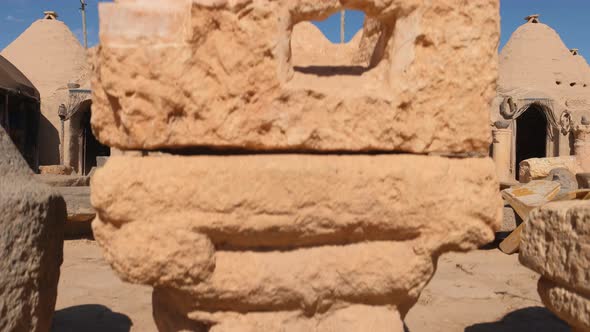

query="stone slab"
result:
[519,156,583,183]
[172,241,430,313]
[36,174,90,187]
[92,0,499,153]
[520,200,590,296]
[57,186,95,222]
[152,293,404,332]
[92,155,502,250]
[0,128,66,332]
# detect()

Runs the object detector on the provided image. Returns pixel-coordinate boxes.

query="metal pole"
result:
[340,10,345,44]
[80,0,88,49]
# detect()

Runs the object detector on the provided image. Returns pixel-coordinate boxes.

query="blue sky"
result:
[1,1,590,56]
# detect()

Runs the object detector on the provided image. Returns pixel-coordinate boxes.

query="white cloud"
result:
[5,15,24,23]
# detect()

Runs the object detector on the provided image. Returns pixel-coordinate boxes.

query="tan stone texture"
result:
[152,295,404,332]
[538,277,590,332]
[91,154,501,329]
[520,201,590,331]
[92,0,499,153]
[519,156,583,183]
[92,155,501,251]
[520,201,590,295]
[91,1,502,330]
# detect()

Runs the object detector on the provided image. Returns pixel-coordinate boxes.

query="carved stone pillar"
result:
[492,121,513,182]
[574,117,590,172]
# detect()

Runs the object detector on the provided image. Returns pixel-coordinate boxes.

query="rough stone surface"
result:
[520,200,590,331]
[546,168,579,198]
[92,155,501,251]
[57,186,94,222]
[520,201,590,295]
[35,174,90,187]
[39,165,74,176]
[519,156,583,183]
[92,0,499,154]
[91,1,502,330]
[92,154,501,329]
[538,277,590,332]
[153,291,404,332]
[500,206,520,233]
[0,128,66,332]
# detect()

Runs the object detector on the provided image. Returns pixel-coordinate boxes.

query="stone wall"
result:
[520,201,590,331]
[90,0,502,331]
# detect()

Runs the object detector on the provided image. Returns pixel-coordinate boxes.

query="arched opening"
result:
[516,105,548,180]
[69,100,110,175]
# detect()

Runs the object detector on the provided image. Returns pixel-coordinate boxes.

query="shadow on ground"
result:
[465,306,570,332]
[51,304,132,332]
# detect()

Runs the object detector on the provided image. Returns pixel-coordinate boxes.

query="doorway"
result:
[69,101,110,175]
[516,105,548,180]
[80,109,110,175]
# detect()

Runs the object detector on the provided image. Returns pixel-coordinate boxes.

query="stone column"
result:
[492,121,513,182]
[90,1,502,331]
[574,116,590,172]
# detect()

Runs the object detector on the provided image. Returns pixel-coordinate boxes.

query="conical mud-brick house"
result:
[2,11,109,174]
[490,14,590,181]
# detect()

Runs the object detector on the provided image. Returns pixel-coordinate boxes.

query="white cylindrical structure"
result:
[575,122,590,172]
[492,122,513,182]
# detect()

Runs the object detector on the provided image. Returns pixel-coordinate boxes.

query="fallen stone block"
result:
[538,277,590,332]
[520,201,590,295]
[39,164,74,175]
[519,156,583,183]
[35,174,90,187]
[520,200,590,331]
[92,0,499,154]
[0,128,66,332]
[547,168,579,199]
[56,186,95,237]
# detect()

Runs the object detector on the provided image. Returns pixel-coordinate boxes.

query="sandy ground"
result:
[51,240,570,332]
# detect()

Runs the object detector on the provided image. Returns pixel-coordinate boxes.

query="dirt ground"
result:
[51,240,570,332]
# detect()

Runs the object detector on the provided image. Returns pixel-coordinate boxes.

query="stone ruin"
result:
[490,14,590,183]
[520,201,590,331]
[90,0,502,330]
[0,127,66,332]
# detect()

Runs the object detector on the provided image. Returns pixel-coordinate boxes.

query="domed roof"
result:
[1,12,90,98]
[498,18,588,95]
[0,54,39,100]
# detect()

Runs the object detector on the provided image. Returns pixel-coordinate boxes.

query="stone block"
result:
[92,0,499,153]
[92,155,501,251]
[519,156,583,183]
[91,154,501,329]
[39,164,74,175]
[0,129,66,332]
[520,200,590,331]
[153,293,404,332]
[520,201,590,295]
[538,277,590,332]
[35,174,90,187]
